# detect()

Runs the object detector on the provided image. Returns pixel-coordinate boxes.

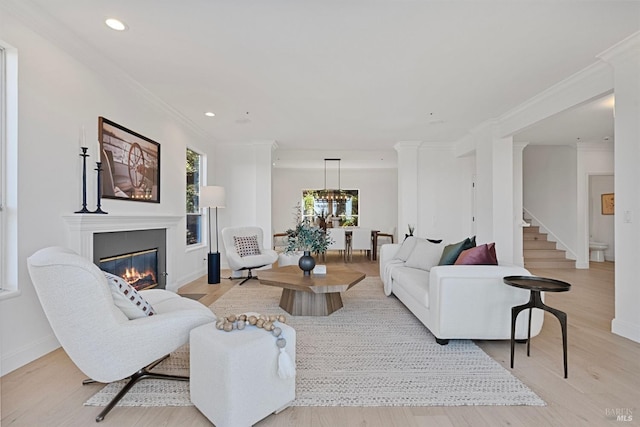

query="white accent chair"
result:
[26,246,216,422]
[325,228,347,261]
[350,228,372,261]
[221,226,278,285]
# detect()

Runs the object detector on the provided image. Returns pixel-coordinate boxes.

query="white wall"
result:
[577,144,615,266]
[0,11,212,375]
[598,33,640,343]
[272,167,398,238]
[523,145,578,257]
[590,175,615,260]
[415,145,475,244]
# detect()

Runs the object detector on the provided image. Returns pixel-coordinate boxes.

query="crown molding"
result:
[1,0,211,140]
[496,61,613,138]
[597,31,640,64]
[575,141,614,152]
[393,141,422,151]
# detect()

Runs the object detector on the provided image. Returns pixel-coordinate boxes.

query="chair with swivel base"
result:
[221,226,278,285]
[27,246,216,422]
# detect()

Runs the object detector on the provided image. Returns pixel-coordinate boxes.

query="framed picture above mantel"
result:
[98,117,160,203]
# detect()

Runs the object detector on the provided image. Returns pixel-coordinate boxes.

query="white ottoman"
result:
[190,321,296,427]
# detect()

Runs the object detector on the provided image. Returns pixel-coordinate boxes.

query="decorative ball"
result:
[256,319,265,328]
[215,320,225,330]
[223,322,233,332]
[272,327,282,337]
[248,316,258,325]
[269,315,277,322]
[238,314,247,321]
[264,321,273,331]
[228,314,237,322]
[237,321,246,330]
[278,315,286,323]
[276,338,287,348]
[259,314,267,321]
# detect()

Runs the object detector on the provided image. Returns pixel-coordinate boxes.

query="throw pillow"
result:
[104,272,156,319]
[394,236,418,261]
[455,243,498,265]
[404,239,443,271]
[438,237,476,265]
[234,235,261,257]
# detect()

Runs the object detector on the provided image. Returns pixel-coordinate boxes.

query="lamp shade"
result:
[200,186,226,208]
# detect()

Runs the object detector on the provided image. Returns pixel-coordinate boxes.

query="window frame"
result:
[186,147,206,249]
[0,40,19,299]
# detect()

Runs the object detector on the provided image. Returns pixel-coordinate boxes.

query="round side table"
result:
[503,275,571,378]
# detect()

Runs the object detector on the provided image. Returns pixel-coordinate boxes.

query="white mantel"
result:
[62,214,183,291]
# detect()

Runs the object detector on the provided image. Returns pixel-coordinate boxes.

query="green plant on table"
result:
[285,206,332,254]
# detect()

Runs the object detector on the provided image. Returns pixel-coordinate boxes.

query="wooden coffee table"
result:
[258,265,365,316]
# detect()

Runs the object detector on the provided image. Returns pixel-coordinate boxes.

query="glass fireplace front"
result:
[99,248,158,291]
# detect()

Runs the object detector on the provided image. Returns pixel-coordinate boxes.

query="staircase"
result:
[523,225,575,269]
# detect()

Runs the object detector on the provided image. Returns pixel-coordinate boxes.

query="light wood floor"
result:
[2,255,639,426]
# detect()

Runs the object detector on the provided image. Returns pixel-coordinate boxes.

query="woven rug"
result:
[85,276,545,408]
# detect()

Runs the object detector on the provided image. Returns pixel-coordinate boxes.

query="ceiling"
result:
[16,1,640,150]
[515,93,615,145]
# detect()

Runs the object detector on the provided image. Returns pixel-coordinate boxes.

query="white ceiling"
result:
[514,93,615,145]
[17,1,640,150]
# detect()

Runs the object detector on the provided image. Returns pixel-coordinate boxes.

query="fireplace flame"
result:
[121,267,157,290]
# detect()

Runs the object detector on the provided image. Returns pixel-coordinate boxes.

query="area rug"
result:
[85,276,545,408]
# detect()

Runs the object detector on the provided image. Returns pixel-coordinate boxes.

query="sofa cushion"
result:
[393,236,418,261]
[438,236,476,265]
[455,243,498,265]
[391,266,430,308]
[234,235,261,257]
[404,239,442,271]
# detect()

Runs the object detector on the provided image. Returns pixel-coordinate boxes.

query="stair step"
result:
[524,240,557,250]
[524,249,567,259]
[525,259,576,269]
[523,226,541,234]
[523,233,549,240]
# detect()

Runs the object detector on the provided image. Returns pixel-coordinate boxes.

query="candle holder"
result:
[92,161,108,214]
[74,147,91,214]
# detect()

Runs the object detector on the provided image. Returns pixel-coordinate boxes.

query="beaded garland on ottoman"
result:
[215,313,296,379]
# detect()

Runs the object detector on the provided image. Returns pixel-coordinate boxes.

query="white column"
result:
[474,127,515,264]
[598,32,640,343]
[252,140,277,249]
[513,142,528,267]
[575,144,590,269]
[394,141,421,238]
[492,137,515,265]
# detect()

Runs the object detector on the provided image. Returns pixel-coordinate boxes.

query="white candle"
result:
[96,139,102,161]
[79,125,86,149]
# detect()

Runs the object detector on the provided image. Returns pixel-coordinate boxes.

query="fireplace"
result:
[93,229,167,289]
[63,214,182,291]
[99,248,158,291]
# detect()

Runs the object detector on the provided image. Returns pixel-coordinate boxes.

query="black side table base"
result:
[510,290,568,378]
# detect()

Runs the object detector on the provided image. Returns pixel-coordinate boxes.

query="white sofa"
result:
[379,240,543,344]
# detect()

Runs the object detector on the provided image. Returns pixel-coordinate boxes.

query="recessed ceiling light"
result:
[205,112,215,117]
[105,18,127,31]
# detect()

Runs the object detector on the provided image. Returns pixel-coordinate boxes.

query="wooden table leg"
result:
[279,289,344,316]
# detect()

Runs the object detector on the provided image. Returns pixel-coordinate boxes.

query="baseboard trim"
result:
[612,318,640,344]
[1,333,59,376]
[172,269,206,292]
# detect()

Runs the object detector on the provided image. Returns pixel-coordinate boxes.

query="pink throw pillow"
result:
[454,243,498,265]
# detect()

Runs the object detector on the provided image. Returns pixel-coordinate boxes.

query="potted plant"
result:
[285,211,332,275]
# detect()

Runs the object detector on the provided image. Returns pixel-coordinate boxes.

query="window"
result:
[302,189,359,227]
[0,40,18,298]
[186,148,203,246]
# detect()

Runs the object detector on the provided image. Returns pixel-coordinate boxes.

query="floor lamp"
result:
[200,186,226,284]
